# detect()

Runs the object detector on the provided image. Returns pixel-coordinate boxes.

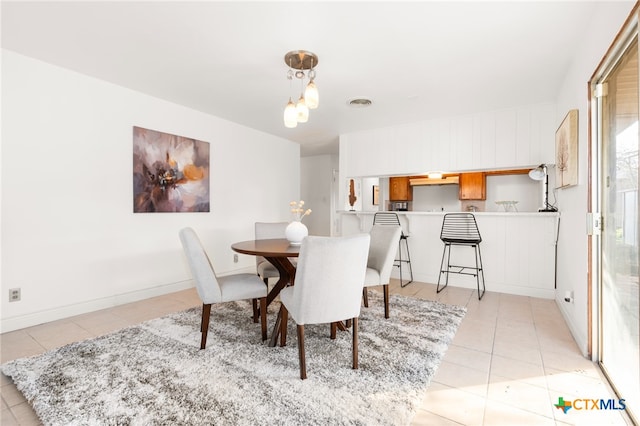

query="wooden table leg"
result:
[264,256,296,307]
[269,308,282,347]
[264,256,296,347]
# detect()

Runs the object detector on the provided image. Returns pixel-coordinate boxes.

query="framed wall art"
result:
[372,185,380,205]
[133,126,210,213]
[555,109,578,188]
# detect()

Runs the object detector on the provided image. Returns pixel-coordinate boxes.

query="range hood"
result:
[409,175,459,186]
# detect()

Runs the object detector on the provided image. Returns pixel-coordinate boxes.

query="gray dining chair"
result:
[179,227,268,349]
[279,234,370,379]
[363,224,402,318]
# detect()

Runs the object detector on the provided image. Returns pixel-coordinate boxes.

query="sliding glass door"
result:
[597,35,640,421]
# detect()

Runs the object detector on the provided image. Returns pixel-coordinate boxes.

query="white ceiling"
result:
[1,1,607,156]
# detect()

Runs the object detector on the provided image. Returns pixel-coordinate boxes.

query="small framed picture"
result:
[372,185,379,205]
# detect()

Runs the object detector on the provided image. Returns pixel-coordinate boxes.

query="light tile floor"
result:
[1,281,634,425]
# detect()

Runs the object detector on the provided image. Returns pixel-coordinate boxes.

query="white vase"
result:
[285,221,308,245]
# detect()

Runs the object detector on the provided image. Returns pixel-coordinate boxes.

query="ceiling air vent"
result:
[348,98,373,108]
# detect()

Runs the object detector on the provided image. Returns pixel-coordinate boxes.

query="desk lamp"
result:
[529,164,558,212]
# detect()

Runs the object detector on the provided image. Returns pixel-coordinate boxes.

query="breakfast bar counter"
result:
[339,211,560,298]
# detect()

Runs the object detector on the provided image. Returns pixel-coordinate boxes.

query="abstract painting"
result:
[555,109,578,188]
[133,127,210,213]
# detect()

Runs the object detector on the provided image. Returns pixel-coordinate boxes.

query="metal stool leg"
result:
[397,239,403,286]
[399,235,413,287]
[475,244,486,300]
[436,243,450,293]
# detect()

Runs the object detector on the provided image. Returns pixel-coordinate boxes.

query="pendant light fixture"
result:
[284,97,298,128]
[283,50,318,128]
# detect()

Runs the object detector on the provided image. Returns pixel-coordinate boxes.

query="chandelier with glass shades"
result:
[283,50,319,128]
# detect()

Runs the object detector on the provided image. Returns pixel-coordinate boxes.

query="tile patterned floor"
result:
[1,281,633,425]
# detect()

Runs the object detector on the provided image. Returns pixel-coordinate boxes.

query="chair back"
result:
[291,234,370,324]
[368,224,402,284]
[440,213,482,244]
[373,211,407,236]
[254,222,289,266]
[373,212,401,227]
[179,227,222,303]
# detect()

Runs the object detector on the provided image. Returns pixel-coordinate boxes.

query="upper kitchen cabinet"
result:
[339,102,555,179]
[459,172,486,200]
[389,176,413,201]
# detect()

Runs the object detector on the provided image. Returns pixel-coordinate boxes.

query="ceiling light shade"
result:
[283,50,318,127]
[296,95,309,122]
[305,80,319,109]
[284,98,298,128]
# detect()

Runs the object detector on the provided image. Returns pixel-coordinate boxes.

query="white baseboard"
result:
[392,271,556,299]
[556,296,589,357]
[1,280,195,333]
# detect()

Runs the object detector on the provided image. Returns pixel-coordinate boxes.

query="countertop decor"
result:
[287,200,312,245]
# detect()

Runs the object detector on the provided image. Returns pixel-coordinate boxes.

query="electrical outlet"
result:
[233,254,239,263]
[9,288,21,302]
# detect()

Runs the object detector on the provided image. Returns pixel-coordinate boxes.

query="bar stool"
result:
[437,213,485,300]
[373,212,413,287]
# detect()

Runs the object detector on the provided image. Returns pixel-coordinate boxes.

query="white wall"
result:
[300,154,337,236]
[485,174,542,213]
[553,2,636,356]
[0,50,300,332]
[412,185,460,212]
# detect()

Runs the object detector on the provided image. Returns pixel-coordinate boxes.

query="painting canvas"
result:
[555,109,578,188]
[133,127,210,213]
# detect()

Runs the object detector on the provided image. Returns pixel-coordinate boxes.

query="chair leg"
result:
[399,236,414,287]
[397,239,404,286]
[252,299,259,323]
[280,305,288,347]
[475,245,486,300]
[383,284,390,319]
[436,243,450,293]
[200,303,212,350]
[297,324,307,380]
[330,322,337,339]
[352,317,359,370]
[362,288,369,307]
[260,297,267,341]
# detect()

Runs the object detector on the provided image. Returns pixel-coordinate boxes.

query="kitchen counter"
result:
[339,210,560,298]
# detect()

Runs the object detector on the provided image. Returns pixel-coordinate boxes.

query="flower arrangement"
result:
[290,200,312,222]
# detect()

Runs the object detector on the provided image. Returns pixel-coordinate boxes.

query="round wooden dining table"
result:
[231,238,300,346]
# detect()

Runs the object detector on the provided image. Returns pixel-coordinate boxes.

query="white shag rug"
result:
[2,292,466,426]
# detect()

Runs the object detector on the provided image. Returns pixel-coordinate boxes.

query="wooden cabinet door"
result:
[459,172,486,200]
[389,177,413,201]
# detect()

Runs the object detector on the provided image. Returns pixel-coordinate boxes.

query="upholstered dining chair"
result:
[254,222,290,285]
[179,227,267,349]
[279,234,370,379]
[363,224,402,319]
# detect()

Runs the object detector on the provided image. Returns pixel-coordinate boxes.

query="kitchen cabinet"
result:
[389,177,413,201]
[459,172,486,200]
